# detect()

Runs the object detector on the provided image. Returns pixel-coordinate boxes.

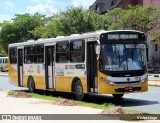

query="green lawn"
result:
[8,90,146,114]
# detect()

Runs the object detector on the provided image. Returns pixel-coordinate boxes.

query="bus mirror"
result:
[96,45,100,55]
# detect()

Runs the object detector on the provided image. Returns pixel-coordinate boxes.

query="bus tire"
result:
[112,94,124,100]
[28,77,35,92]
[1,67,3,72]
[74,80,84,101]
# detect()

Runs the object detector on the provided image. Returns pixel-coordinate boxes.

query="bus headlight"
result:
[100,77,114,85]
[140,78,147,83]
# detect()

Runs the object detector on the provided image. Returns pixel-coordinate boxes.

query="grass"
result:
[7,90,146,114]
[30,92,62,101]
[30,92,115,110]
[124,109,145,114]
[76,101,114,110]
[8,90,16,95]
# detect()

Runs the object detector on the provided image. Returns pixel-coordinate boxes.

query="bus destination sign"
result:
[107,34,139,40]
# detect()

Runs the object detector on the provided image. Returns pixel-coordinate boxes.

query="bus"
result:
[0,57,8,72]
[8,30,148,100]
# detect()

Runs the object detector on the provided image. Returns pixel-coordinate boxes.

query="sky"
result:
[0,0,95,22]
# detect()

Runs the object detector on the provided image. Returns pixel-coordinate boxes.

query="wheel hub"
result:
[76,86,82,95]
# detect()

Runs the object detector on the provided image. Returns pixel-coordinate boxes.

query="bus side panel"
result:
[23,75,29,88]
[2,64,8,71]
[23,64,46,90]
[55,76,72,92]
[55,76,87,93]
[55,64,87,93]
[34,75,46,90]
[98,71,148,94]
[8,64,18,85]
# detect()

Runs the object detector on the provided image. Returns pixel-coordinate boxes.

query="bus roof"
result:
[9,30,144,47]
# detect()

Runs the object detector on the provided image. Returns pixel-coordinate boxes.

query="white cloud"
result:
[31,0,54,4]
[72,0,95,9]
[4,1,15,9]
[0,14,13,22]
[25,4,59,15]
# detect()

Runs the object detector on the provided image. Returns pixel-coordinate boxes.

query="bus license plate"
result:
[125,86,133,91]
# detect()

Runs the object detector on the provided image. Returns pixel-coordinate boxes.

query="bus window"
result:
[10,47,17,64]
[6,59,8,63]
[34,45,44,63]
[70,40,85,62]
[56,42,69,62]
[24,46,34,63]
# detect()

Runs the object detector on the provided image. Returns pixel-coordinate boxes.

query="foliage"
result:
[31,19,59,38]
[1,5,160,54]
[0,13,46,53]
[31,7,109,37]
[106,5,160,34]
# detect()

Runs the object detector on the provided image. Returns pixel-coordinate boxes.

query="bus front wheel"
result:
[112,94,124,100]
[28,77,35,92]
[74,80,84,101]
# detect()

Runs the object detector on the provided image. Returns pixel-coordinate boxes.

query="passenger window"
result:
[70,40,85,62]
[34,45,44,63]
[24,46,34,63]
[56,42,69,62]
[10,47,17,64]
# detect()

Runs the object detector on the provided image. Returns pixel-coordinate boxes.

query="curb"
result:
[0,74,8,76]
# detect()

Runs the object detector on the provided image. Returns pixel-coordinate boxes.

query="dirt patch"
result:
[101,106,126,114]
[54,99,77,106]
[9,91,32,98]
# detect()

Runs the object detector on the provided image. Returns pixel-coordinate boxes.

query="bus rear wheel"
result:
[112,94,124,100]
[74,80,84,101]
[28,77,35,92]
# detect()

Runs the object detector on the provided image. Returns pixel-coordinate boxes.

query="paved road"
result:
[0,76,28,91]
[0,76,160,114]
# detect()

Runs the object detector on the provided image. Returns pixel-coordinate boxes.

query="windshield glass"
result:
[100,44,146,71]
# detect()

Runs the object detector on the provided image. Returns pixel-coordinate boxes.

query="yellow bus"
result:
[0,57,8,72]
[8,30,148,100]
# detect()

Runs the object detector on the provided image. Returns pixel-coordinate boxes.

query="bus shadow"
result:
[23,90,159,107]
[84,94,159,107]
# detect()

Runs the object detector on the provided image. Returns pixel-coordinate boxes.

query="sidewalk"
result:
[0,72,8,76]
[148,81,160,86]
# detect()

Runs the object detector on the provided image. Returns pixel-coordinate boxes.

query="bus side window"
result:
[70,40,85,62]
[56,41,69,63]
[34,45,44,63]
[10,47,17,64]
[24,46,34,63]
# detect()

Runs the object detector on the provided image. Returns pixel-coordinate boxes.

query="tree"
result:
[31,19,59,38]
[106,5,160,34]
[0,13,46,53]
[31,7,109,38]
[55,7,109,36]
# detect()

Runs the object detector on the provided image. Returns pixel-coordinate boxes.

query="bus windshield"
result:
[100,44,146,71]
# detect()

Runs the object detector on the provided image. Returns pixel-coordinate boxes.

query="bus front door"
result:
[45,46,55,89]
[87,42,98,93]
[18,49,23,87]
